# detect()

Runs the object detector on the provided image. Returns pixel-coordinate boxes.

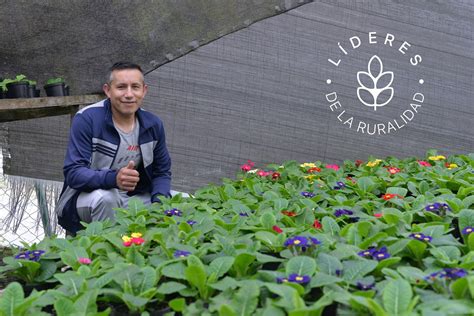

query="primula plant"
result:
[0,151,473,315]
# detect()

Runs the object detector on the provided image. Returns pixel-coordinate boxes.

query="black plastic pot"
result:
[28,84,38,98]
[0,90,5,99]
[44,82,66,96]
[6,81,30,98]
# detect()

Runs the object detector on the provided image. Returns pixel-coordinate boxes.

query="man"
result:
[56,62,171,234]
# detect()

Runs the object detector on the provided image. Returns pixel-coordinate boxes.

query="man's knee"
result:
[90,189,121,221]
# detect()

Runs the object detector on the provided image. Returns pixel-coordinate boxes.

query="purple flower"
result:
[334,209,354,217]
[335,269,343,277]
[462,226,474,235]
[309,237,321,246]
[409,233,432,242]
[164,208,182,217]
[301,191,316,198]
[173,250,191,258]
[356,281,375,291]
[288,273,311,284]
[14,250,45,262]
[239,212,249,217]
[333,181,346,190]
[372,247,391,261]
[284,236,309,248]
[186,220,197,226]
[441,203,451,212]
[425,203,441,212]
[276,276,289,283]
[358,247,377,258]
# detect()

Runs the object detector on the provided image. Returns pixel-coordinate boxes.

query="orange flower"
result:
[307,167,321,173]
[282,210,297,217]
[386,166,401,174]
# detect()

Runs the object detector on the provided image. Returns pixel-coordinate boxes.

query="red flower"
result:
[272,172,281,180]
[123,241,132,247]
[346,176,357,184]
[272,225,283,233]
[374,213,382,218]
[382,193,403,200]
[131,237,145,245]
[307,167,321,173]
[313,220,322,229]
[355,160,363,167]
[386,166,401,174]
[282,210,297,217]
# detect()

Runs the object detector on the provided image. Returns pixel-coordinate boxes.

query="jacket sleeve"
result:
[150,122,172,203]
[63,113,118,191]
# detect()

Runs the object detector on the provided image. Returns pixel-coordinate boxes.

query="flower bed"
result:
[0,152,473,315]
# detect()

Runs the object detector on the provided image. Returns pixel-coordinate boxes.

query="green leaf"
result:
[161,262,187,280]
[459,209,474,229]
[468,233,474,251]
[450,278,468,299]
[255,231,279,249]
[342,260,378,282]
[209,276,239,291]
[286,256,317,276]
[233,283,260,316]
[386,187,407,197]
[0,282,24,316]
[219,304,237,316]
[382,278,412,315]
[357,177,376,193]
[185,264,207,298]
[157,281,187,294]
[54,298,76,316]
[84,221,103,236]
[208,256,235,279]
[169,298,186,312]
[126,247,146,266]
[316,253,342,275]
[260,212,276,229]
[310,272,342,287]
[407,239,427,260]
[322,216,340,237]
[232,253,256,277]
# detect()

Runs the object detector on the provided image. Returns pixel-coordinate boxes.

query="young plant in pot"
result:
[44,77,69,96]
[27,80,40,98]
[5,75,30,99]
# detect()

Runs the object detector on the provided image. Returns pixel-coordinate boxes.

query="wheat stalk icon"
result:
[357,55,394,111]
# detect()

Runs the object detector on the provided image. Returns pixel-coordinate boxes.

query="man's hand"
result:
[116,161,140,191]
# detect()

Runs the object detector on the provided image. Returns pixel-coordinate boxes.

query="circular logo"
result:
[325,32,425,135]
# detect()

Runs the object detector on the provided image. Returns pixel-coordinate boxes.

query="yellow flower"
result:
[366,159,382,167]
[122,235,131,242]
[428,155,446,161]
[131,232,142,238]
[304,174,316,183]
[300,162,316,168]
[447,163,458,169]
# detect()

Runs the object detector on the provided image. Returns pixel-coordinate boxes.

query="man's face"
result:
[103,69,148,119]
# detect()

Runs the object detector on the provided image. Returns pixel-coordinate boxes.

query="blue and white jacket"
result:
[57,99,171,233]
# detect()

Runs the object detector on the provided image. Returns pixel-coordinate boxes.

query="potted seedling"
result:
[44,77,69,96]
[6,75,30,98]
[27,80,40,98]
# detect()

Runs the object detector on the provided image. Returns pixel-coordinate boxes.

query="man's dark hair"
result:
[106,62,144,84]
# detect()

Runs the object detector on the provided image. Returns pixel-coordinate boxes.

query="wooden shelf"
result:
[0,94,104,123]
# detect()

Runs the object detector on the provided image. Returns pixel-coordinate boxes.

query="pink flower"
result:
[325,164,340,171]
[131,237,145,245]
[386,166,401,174]
[272,225,283,234]
[257,170,271,177]
[78,257,92,265]
[374,213,382,218]
[241,160,255,172]
[418,160,431,167]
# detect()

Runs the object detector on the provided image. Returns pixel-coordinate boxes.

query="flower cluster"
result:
[409,233,432,242]
[164,208,183,217]
[334,209,353,217]
[325,164,340,171]
[445,162,458,169]
[14,250,45,262]
[358,246,391,261]
[276,273,311,284]
[462,226,473,235]
[300,191,315,198]
[284,236,321,252]
[173,250,191,258]
[418,160,432,167]
[424,268,467,281]
[366,159,382,167]
[122,232,145,247]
